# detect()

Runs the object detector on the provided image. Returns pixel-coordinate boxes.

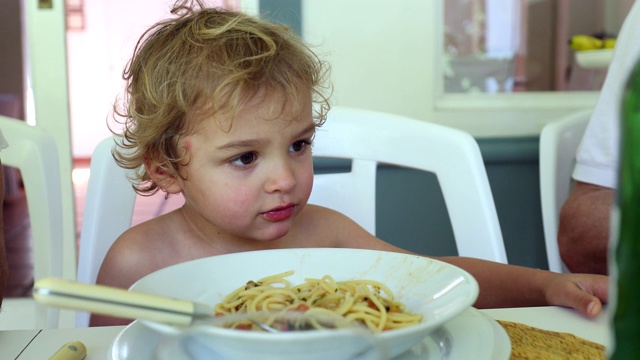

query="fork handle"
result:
[33,278,200,326]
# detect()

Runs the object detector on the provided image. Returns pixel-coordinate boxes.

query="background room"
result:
[0,0,632,322]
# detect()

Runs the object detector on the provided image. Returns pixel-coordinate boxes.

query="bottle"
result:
[610,58,640,358]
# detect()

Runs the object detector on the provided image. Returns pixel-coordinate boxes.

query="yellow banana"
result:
[604,38,617,49]
[569,35,604,51]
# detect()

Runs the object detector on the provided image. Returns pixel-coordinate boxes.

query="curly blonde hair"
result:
[112,0,331,195]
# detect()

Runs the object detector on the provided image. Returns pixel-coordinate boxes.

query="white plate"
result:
[111,307,510,359]
[394,307,511,359]
[110,248,480,359]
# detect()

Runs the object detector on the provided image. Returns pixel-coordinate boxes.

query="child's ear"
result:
[145,161,182,195]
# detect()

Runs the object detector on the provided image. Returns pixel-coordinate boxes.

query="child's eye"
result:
[290,139,311,153]
[230,152,258,167]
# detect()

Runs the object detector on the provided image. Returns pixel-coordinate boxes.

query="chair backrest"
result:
[75,136,137,327]
[0,116,64,329]
[539,110,591,273]
[309,107,507,263]
[75,106,508,326]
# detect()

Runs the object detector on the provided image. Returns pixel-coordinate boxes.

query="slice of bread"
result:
[498,320,605,359]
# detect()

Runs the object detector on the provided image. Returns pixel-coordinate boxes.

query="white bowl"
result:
[575,49,613,69]
[114,248,479,359]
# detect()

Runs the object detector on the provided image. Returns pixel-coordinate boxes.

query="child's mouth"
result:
[261,204,295,222]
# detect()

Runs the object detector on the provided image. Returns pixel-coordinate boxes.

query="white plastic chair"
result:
[0,116,64,329]
[539,110,591,273]
[75,137,137,327]
[75,106,508,326]
[308,107,507,263]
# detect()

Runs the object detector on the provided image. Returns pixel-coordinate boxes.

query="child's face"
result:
[175,93,316,243]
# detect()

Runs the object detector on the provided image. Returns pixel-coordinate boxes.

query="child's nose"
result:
[265,160,297,193]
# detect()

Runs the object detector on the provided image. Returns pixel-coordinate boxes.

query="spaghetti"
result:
[214,271,423,332]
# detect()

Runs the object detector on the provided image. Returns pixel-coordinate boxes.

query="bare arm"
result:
[558,181,613,274]
[438,256,607,317]
[318,206,608,318]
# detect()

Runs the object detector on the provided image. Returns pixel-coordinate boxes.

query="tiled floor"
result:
[3,161,185,298]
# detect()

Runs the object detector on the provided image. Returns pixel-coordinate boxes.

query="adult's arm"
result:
[558,181,614,275]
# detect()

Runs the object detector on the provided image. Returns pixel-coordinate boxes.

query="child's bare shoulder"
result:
[297,205,404,252]
[293,205,375,246]
[298,204,356,228]
[108,216,173,255]
[97,212,185,288]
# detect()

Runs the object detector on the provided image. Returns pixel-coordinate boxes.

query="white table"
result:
[1,306,610,359]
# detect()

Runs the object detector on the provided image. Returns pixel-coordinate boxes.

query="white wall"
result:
[303,1,435,121]
[68,0,598,157]
[303,0,597,138]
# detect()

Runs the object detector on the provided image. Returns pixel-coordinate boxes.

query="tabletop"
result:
[1,306,610,359]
